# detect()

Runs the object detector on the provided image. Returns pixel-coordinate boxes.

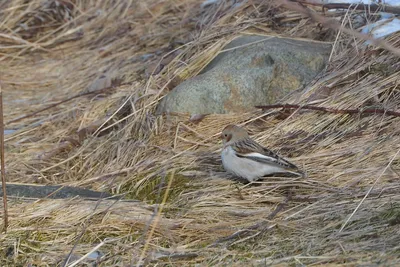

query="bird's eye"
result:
[224,134,227,137]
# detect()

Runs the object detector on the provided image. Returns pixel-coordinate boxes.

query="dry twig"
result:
[256,104,400,117]
[0,82,8,232]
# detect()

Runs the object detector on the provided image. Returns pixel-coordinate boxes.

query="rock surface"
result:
[157,35,332,114]
[0,183,113,199]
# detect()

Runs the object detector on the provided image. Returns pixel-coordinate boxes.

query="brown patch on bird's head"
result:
[221,124,249,145]
[221,131,232,143]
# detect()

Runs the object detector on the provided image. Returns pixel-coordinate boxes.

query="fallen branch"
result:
[255,104,400,117]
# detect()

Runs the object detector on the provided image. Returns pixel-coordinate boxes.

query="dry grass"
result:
[0,0,400,266]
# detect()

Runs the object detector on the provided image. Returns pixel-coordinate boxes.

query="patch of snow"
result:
[201,0,245,8]
[361,17,400,44]
[370,18,400,39]
[201,0,220,8]
[380,12,394,19]
[87,250,103,260]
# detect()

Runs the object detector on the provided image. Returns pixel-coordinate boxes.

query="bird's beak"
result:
[220,134,226,145]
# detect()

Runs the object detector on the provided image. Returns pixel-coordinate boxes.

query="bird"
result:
[220,124,304,182]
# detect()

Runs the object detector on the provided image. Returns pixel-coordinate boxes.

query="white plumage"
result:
[220,124,304,182]
[221,146,293,182]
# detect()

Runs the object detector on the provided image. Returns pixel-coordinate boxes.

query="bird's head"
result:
[221,124,249,145]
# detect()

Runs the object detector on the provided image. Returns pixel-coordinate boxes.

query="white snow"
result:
[361,17,400,44]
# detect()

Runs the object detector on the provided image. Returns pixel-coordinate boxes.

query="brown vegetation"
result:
[0,0,399,265]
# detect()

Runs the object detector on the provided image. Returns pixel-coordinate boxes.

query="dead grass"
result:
[0,0,399,266]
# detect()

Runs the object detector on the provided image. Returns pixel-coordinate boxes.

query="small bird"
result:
[220,124,304,182]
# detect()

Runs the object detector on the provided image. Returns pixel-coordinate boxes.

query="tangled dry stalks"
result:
[0,0,399,266]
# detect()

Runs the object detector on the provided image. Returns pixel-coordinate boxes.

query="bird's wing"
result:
[232,138,300,171]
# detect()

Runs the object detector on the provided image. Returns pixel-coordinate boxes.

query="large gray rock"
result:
[157,35,332,114]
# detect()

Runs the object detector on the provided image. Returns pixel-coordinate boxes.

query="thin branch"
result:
[255,104,400,117]
[0,82,8,232]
